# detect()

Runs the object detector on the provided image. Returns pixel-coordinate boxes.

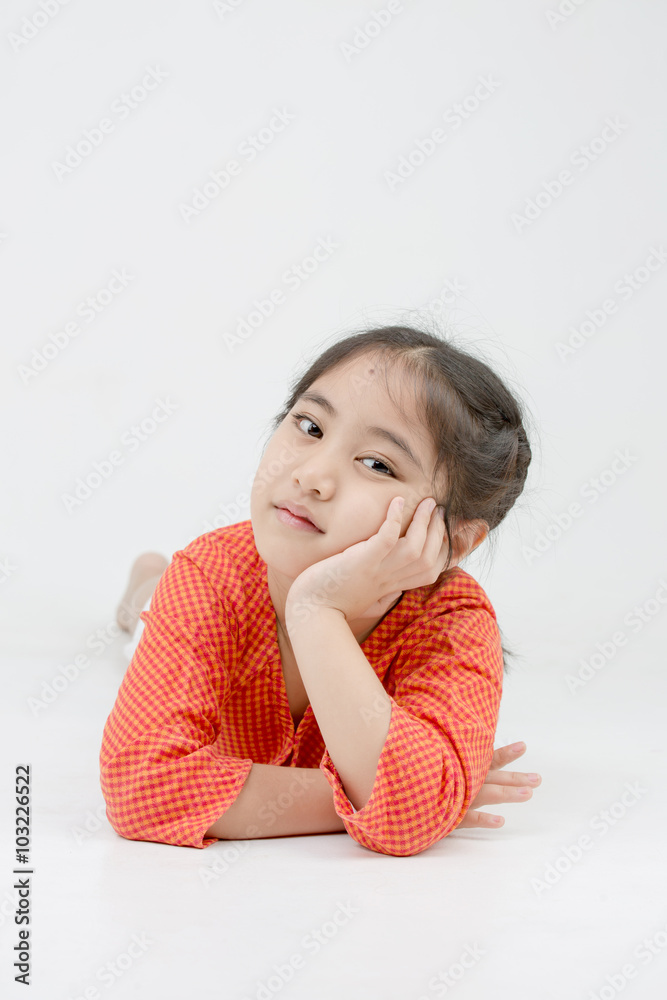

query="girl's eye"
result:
[294,415,320,437]
[291,414,396,477]
[360,457,394,476]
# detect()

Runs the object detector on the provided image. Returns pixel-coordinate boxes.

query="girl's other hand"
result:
[456,742,541,830]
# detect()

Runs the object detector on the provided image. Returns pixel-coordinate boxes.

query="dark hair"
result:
[263,325,534,672]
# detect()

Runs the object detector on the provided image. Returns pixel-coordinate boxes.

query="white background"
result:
[1,1,666,998]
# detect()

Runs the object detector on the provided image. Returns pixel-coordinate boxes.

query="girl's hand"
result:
[456,742,542,829]
[285,496,446,626]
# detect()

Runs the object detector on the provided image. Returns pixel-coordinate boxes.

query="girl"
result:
[100,325,540,857]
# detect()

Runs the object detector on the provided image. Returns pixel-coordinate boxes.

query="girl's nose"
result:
[291,456,335,497]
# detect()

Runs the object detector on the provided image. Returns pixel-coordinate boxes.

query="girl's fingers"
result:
[486,768,541,787]
[392,496,405,521]
[472,781,535,809]
[457,810,505,830]
[458,743,539,825]
[381,497,405,543]
[394,498,445,582]
[490,742,526,769]
[402,497,437,549]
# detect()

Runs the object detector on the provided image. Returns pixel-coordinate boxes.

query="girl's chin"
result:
[253,532,313,574]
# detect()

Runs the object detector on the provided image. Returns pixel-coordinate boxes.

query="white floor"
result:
[2,615,666,1000]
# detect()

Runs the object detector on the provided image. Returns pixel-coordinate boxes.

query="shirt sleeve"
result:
[99,549,253,849]
[318,603,503,857]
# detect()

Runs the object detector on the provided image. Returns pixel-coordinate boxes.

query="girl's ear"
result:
[448,519,489,567]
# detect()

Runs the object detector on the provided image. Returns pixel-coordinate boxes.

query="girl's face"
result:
[250,354,441,583]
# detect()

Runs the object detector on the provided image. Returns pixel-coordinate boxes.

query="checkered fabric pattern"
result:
[100,520,503,856]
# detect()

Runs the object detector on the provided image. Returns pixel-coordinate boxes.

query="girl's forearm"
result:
[204,763,347,840]
[285,606,393,810]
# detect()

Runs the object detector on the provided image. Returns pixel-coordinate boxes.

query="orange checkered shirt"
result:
[100,519,503,856]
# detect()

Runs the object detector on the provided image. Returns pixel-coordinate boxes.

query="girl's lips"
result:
[275,506,322,533]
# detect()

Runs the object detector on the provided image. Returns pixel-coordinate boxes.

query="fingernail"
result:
[437,506,445,520]
[517,788,531,796]
[526,774,540,783]
[510,742,525,752]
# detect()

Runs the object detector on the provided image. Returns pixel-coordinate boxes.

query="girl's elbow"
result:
[100,771,152,842]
